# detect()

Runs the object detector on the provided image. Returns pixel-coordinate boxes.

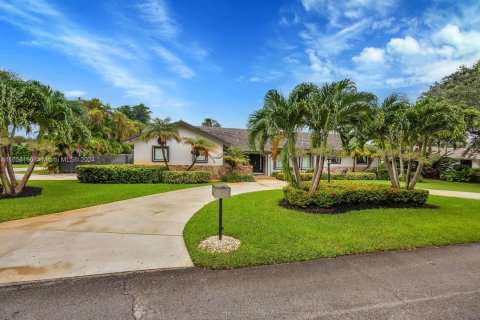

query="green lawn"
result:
[184,189,480,269]
[0,180,209,223]
[351,178,480,193]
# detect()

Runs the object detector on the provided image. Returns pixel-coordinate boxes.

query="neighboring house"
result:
[124,120,378,175]
[432,147,480,168]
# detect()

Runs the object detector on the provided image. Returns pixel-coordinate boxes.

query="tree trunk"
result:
[161,146,169,170]
[408,139,427,190]
[391,156,400,188]
[352,157,356,172]
[399,155,404,178]
[362,157,375,172]
[5,146,18,187]
[14,150,39,194]
[187,155,198,171]
[291,156,302,185]
[405,159,413,190]
[384,155,399,188]
[0,147,14,195]
[310,156,325,192]
[309,155,321,192]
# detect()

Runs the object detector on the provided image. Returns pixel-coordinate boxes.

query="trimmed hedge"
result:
[76,165,210,184]
[221,172,256,182]
[275,171,376,181]
[283,182,429,208]
[162,171,211,184]
[77,165,167,183]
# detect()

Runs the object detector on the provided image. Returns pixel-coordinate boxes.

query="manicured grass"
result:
[184,189,480,269]
[357,178,480,193]
[0,180,209,223]
[12,164,29,168]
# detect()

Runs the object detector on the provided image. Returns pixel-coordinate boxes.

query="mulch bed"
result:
[279,200,438,215]
[0,186,42,200]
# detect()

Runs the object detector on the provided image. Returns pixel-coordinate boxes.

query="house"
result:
[124,120,377,177]
[432,147,480,168]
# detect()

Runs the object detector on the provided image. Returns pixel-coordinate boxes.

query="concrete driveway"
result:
[0,179,285,284]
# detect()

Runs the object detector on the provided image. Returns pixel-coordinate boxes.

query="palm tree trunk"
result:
[0,147,13,195]
[362,157,374,172]
[5,146,18,187]
[384,155,399,188]
[352,157,356,172]
[161,146,169,170]
[187,155,198,171]
[408,139,426,190]
[291,156,302,185]
[14,150,39,194]
[310,156,325,192]
[405,159,413,190]
[391,156,400,187]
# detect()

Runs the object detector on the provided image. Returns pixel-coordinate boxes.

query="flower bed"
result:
[283,182,429,212]
[76,165,210,184]
[275,171,376,181]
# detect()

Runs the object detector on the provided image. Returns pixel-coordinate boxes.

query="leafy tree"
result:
[223,146,249,169]
[0,70,90,195]
[182,137,218,171]
[118,104,152,124]
[141,117,181,170]
[201,118,221,127]
[247,83,313,187]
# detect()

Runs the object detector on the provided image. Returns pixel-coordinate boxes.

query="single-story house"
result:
[124,120,377,176]
[432,147,480,168]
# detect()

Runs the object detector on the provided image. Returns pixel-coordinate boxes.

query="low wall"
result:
[169,164,253,180]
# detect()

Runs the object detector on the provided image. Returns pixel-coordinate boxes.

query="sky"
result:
[1,0,480,128]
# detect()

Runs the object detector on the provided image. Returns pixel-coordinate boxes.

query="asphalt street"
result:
[1,243,480,320]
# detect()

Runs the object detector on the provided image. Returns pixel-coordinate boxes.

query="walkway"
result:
[1,243,479,319]
[0,180,285,284]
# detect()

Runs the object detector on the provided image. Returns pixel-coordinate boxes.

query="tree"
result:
[223,146,249,169]
[306,80,376,192]
[247,83,313,187]
[182,137,218,171]
[201,118,221,127]
[141,117,181,170]
[0,70,90,195]
[118,104,152,124]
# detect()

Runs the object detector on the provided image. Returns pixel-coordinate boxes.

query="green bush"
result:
[440,163,471,182]
[283,182,429,208]
[469,168,480,183]
[77,165,167,184]
[162,171,211,184]
[12,143,31,164]
[221,172,256,182]
[275,171,375,181]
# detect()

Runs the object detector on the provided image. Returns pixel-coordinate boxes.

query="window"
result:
[274,158,283,170]
[331,157,341,164]
[152,146,169,162]
[356,156,368,164]
[299,155,311,169]
[195,152,208,163]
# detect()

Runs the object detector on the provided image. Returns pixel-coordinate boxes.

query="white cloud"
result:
[64,90,86,98]
[136,0,179,38]
[249,77,260,82]
[431,24,480,57]
[352,47,386,64]
[387,36,421,55]
[154,46,195,78]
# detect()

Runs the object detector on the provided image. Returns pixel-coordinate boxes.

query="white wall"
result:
[473,159,480,169]
[132,126,224,166]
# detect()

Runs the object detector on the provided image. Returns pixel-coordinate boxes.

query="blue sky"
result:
[1,0,480,127]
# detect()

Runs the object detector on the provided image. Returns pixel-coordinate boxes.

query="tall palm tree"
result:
[223,146,249,169]
[183,137,218,171]
[307,79,376,192]
[247,83,314,187]
[141,117,181,170]
[201,118,221,127]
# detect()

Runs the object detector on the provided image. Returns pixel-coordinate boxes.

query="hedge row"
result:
[283,182,429,208]
[221,172,256,182]
[76,165,210,184]
[275,171,376,181]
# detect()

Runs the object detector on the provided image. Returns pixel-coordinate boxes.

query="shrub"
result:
[77,165,167,184]
[283,182,429,208]
[469,168,480,183]
[440,163,471,182]
[12,143,31,164]
[221,172,256,182]
[275,172,375,181]
[162,171,211,184]
[422,157,457,179]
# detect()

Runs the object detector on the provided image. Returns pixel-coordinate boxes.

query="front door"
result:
[249,154,264,173]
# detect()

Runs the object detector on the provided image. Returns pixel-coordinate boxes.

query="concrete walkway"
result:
[0,179,285,284]
[1,243,479,319]
[427,189,480,199]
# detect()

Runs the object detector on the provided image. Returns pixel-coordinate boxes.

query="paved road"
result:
[1,243,479,320]
[0,180,285,284]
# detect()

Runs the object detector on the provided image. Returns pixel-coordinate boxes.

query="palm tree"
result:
[183,137,218,171]
[223,146,249,169]
[201,118,221,127]
[247,83,314,187]
[141,117,181,170]
[306,79,376,192]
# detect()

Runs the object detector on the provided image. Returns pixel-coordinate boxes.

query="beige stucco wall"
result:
[131,126,224,166]
[473,159,480,169]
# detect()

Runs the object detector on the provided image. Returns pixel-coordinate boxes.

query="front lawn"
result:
[0,180,209,223]
[350,178,480,193]
[184,189,480,269]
